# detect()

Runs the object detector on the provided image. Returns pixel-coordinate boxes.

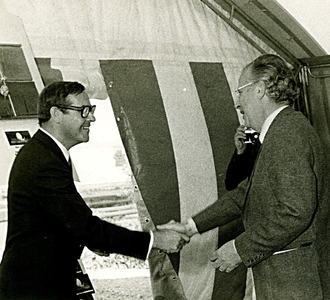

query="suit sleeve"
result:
[192,179,247,233]
[34,159,150,260]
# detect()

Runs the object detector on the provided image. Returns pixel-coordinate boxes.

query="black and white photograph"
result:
[0,1,329,299]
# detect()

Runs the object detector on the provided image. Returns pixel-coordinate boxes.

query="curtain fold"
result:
[305,66,330,165]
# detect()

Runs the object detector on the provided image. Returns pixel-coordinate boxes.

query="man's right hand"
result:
[152,229,190,253]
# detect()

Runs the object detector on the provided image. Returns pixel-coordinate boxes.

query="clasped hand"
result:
[153,220,194,253]
[153,220,191,253]
[157,221,242,272]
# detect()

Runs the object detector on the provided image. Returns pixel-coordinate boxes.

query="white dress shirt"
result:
[39,127,70,162]
[259,105,288,144]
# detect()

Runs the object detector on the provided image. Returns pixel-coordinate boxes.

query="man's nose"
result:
[87,112,96,122]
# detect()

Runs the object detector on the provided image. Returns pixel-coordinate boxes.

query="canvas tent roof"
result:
[0,0,326,101]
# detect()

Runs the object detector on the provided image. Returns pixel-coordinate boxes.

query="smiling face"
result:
[58,91,96,149]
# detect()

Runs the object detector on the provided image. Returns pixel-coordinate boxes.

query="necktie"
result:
[68,157,80,182]
[68,157,72,169]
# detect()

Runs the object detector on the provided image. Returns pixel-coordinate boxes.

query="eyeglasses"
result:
[56,105,96,118]
[235,79,265,95]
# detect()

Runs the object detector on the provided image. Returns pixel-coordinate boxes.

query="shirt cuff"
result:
[233,239,238,253]
[146,230,154,259]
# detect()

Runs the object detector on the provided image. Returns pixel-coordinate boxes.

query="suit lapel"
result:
[244,143,263,197]
[243,107,294,206]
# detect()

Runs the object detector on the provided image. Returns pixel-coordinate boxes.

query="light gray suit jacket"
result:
[193,107,330,299]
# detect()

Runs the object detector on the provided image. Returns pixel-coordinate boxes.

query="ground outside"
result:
[78,182,154,300]
[81,225,154,300]
[88,269,153,300]
[81,231,153,300]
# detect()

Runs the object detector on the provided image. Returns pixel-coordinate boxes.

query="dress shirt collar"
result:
[39,127,70,162]
[259,105,288,144]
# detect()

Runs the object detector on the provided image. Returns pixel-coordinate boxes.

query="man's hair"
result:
[38,81,85,124]
[247,54,300,105]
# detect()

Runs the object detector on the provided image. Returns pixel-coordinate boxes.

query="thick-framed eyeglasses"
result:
[56,105,96,118]
[235,79,264,96]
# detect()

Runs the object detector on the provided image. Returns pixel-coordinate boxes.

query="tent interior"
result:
[1,0,330,299]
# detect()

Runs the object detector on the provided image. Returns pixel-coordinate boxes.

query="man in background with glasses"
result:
[0,81,189,300]
[159,54,330,299]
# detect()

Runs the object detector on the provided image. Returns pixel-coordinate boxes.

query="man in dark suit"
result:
[225,125,260,192]
[159,54,330,299]
[224,125,261,299]
[0,81,189,300]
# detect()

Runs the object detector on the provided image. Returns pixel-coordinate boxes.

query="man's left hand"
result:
[210,240,242,272]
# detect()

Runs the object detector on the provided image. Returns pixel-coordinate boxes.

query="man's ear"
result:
[50,106,62,123]
[256,81,266,100]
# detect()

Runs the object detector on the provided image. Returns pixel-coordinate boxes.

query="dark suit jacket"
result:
[193,107,330,299]
[0,129,150,300]
[225,143,260,191]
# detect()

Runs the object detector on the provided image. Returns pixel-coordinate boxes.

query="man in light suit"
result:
[0,81,189,300]
[159,54,330,299]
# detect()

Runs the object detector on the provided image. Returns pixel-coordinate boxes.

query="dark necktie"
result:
[68,157,74,180]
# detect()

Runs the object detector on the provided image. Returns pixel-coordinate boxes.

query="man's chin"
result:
[79,135,90,144]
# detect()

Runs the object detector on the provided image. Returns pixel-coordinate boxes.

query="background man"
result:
[159,54,330,299]
[0,81,189,300]
[224,125,261,299]
[225,125,260,191]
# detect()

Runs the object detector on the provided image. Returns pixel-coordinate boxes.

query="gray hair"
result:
[246,54,300,105]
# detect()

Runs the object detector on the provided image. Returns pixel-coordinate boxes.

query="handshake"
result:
[152,219,198,253]
[152,220,242,273]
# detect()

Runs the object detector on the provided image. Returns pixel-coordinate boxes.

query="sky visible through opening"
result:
[276,0,330,54]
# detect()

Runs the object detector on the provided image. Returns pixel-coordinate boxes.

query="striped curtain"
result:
[100,59,247,299]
